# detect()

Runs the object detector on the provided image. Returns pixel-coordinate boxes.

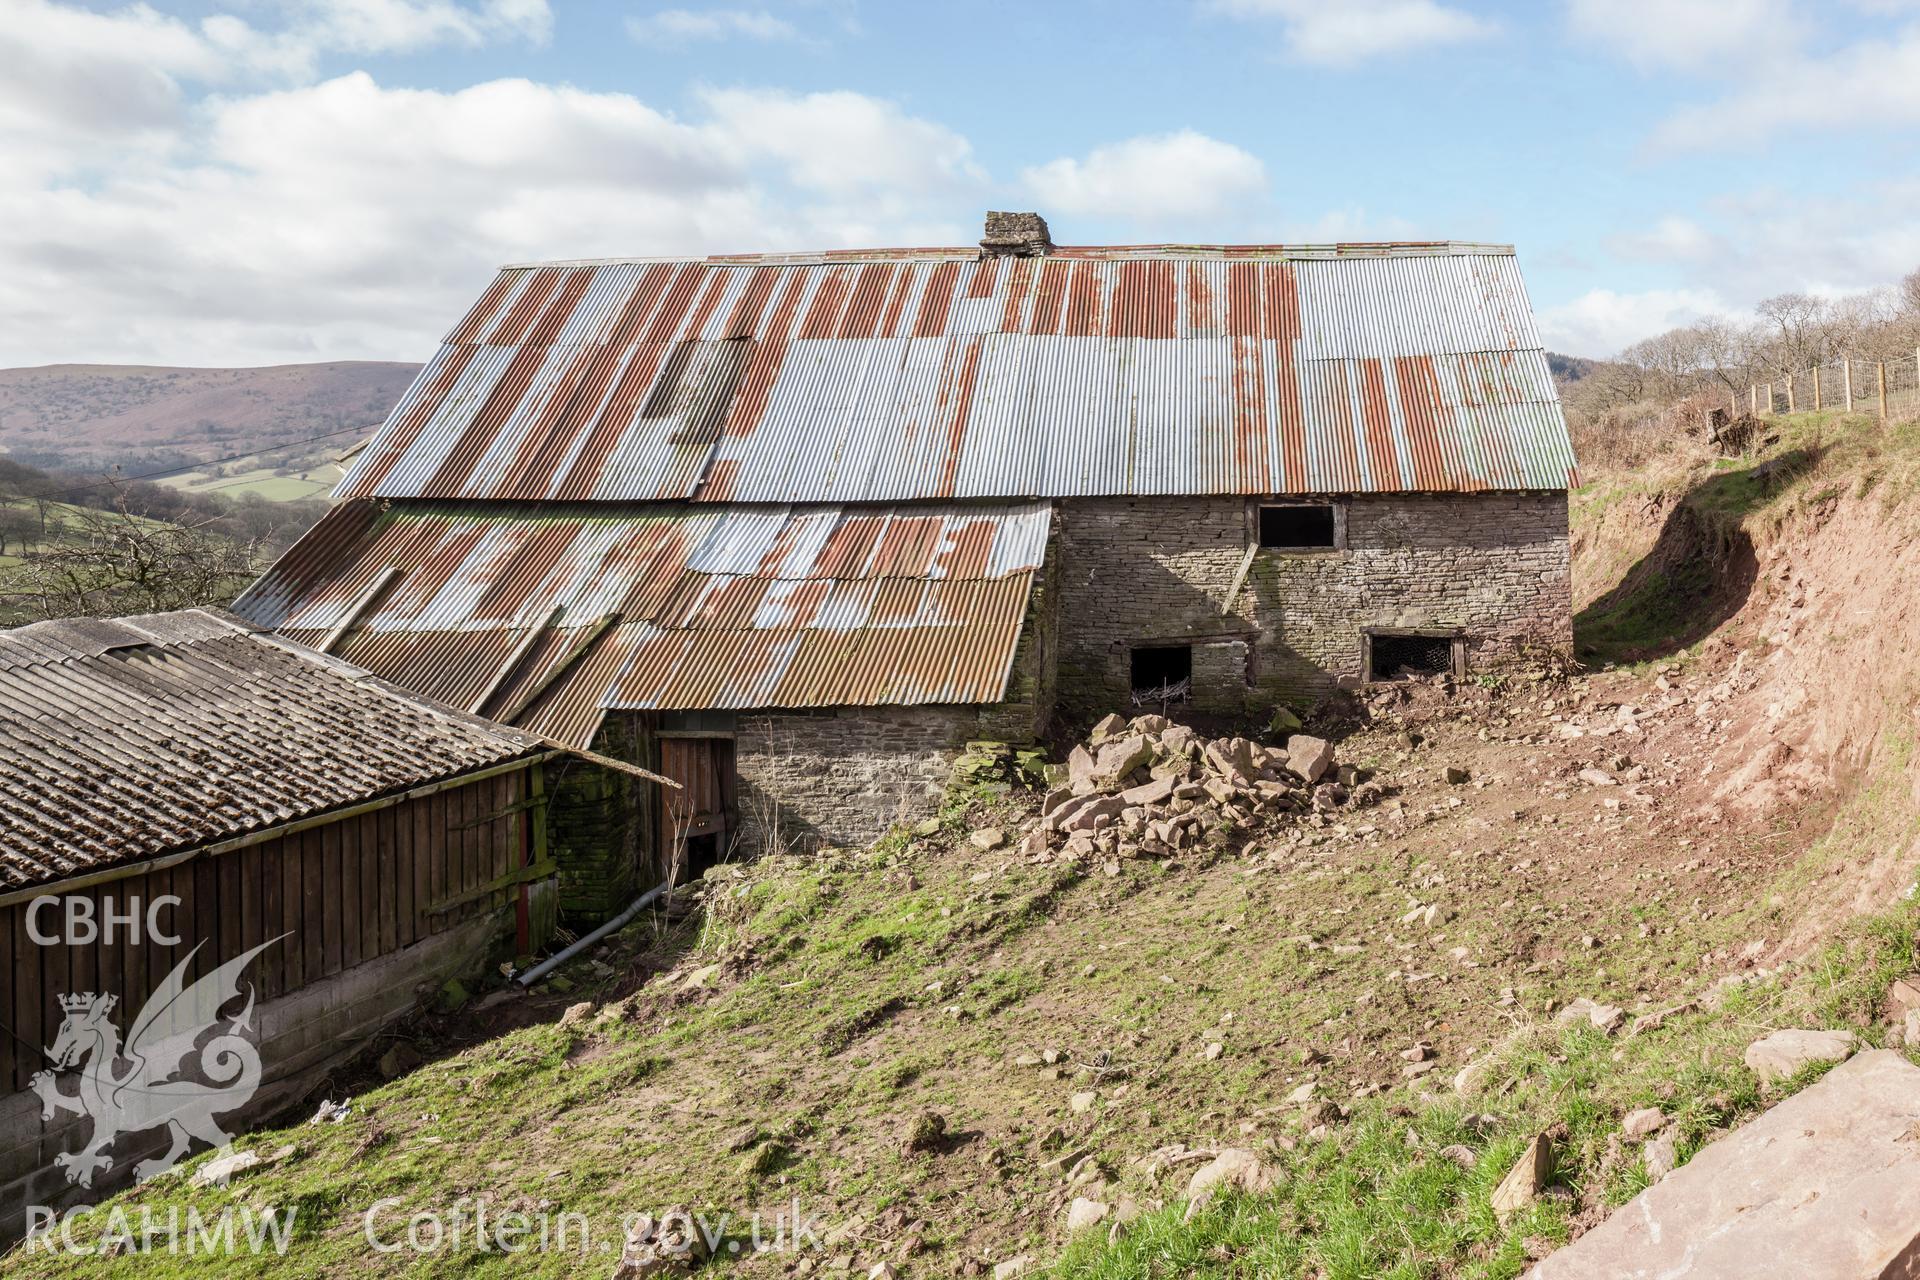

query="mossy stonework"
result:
[547,714,657,919]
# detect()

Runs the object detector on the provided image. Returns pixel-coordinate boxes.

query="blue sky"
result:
[6,0,1920,366]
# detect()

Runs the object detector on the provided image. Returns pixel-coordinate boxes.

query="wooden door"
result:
[658,737,736,880]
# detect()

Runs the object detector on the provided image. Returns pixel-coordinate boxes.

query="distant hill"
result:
[1547,351,1609,384]
[0,361,418,476]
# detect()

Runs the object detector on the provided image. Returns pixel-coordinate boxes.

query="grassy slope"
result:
[12,413,1920,1278]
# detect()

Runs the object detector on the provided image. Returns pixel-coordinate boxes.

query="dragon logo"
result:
[31,937,280,1189]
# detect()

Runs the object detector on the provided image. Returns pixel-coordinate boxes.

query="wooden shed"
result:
[0,609,583,1219]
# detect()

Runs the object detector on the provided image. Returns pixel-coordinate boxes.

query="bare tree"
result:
[0,489,264,622]
[1754,292,1837,375]
[0,507,38,557]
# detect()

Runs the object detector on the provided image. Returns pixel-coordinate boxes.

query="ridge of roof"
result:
[501,240,1516,270]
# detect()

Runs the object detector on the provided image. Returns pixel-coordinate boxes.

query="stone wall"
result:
[728,566,1057,853]
[1052,492,1571,715]
[733,705,983,853]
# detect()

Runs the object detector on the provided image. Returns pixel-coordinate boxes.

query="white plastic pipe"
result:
[512,879,669,987]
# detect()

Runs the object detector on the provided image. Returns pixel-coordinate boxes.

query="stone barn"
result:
[237,212,1576,879]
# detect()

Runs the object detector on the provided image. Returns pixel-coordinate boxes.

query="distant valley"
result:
[0,361,418,483]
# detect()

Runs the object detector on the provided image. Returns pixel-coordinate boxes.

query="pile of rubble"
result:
[1020,712,1377,863]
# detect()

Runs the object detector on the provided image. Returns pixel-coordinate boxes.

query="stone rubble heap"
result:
[1020,712,1375,863]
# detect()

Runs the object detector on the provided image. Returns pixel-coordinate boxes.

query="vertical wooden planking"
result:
[171,862,199,983]
[340,815,362,972]
[11,904,42,1091]
[263,833,285,999]
[0,909,14,1090]
[97,881,126,1043]
[429,790,449,934]
[363,809,382,963]
[278,833,301,995]
[499,773,518,885]
[378,804,399,960]
[459,787,477,921]
[144,866,171,1017]
[323,822,344,976]
[193,857,218,977]
[239,843,262,966]
[303,827,325,985]
[123,868,148,1034]
[68,886,97,1029]
[455,782,474,921]
[407,793,429,946]
[218,851,243,970]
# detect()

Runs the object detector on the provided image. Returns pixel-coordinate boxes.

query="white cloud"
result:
[0,0,554,178]
[627,8,803,44]
[1537,287,1730,356]
[1651,25,1920,149]
[1022,131,1268,225]
[1571,1,1920,150]
[1608,185,1920,300]
[1605,215,1719,262]
[290,0,553,54]
[1207,0,1496,65]
[0,72,982,366]
[0,1,229,170]
[698,88,983,194]
[1565,0,1798,72]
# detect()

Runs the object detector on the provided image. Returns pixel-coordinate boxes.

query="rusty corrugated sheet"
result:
[336,242,1577,505]
[235,499,1050,747]
[0,609,542,889]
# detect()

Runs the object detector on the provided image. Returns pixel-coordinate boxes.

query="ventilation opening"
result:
[1130,644,1192,704]
[1370,633,1455,681]
[1259,504,1336,549]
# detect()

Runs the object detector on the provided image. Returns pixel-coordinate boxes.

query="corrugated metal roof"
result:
[337,243,1576,505]
[0,609,543,890]
[235,499,1050,746]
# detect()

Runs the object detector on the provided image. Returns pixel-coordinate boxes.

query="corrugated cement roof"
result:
[0,608,543,890]
[234,498,1050,747]
[337,242,1576,505]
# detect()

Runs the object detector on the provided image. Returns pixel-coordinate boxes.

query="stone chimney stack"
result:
[980,211,1053,257]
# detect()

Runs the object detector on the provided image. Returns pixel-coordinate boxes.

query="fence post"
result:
[1729,389,1738,417]
[1766,382,1775,414]
[1844,358,1854,411]
[1812,364,1821,410]
[1749,384,1758,416]
[1786,373,1795,412]
[1879,361,1888,422]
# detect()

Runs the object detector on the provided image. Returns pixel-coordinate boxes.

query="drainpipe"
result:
[511,879,670,988]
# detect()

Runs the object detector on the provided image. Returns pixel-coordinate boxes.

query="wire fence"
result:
[1737,351,1920,422]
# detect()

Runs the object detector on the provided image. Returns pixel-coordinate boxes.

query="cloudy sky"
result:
[7,0,1920,367]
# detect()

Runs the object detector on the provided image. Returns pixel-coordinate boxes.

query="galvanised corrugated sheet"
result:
[337,243,1576,505]
[0,609,541,888]
[235,498,1050,747]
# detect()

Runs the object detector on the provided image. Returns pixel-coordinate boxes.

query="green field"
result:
[157,461,342,502]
